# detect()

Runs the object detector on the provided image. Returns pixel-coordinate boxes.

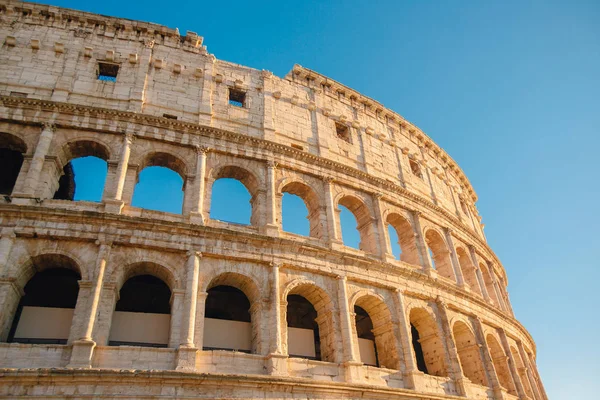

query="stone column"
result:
[435,298,467,396]
[68,241,111,368]
[337,277,359,363]
[443,228,465,287]
[193,291,208,349]
[198,56,214,126]
[176,251,201,370]
[469,246,491,300]
[169,289,185,349]
[473,317,505,400]
[0,228,16,276]
[261,161,279,236]
[266,263,287,375]
[419,148,438,205]
[393,289,416,389]
[517,341,543,400]
[525,351,548,400]
[373,193,394,262]
[93,282,119,346]
[189,146,209,225]
[498,328,527,399]
[105,133,134,214]
[411,210,433,273]
[13,123,55,200]
[324,177,341,246]
[261,70,276,142]
[487,262,507,311]
[0,279,22,341]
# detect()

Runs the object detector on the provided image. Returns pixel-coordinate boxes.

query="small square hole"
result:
[335,122,351,143]
[98,62,119,82]
[229,88,246,107]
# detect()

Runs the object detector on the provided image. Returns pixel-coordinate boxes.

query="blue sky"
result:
[53,1,599,397]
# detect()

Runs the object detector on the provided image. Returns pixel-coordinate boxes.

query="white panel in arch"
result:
[288,327,316,358]
[14,306,74,340]
[203,318,252,351]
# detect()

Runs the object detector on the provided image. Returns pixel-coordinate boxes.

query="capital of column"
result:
[336,275,347,282]
[267,160,278,169]
[124,132,136,145]
[41,122,56,132]
[374,192,384,200]
[187,250,202,259]
[195,145,210,154]
[324,176,335,184]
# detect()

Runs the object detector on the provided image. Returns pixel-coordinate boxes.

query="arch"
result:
[456,247,482,295]
[139,151,187,179]
[479,262,500,306]
[208,165,261,226]
[351,292,400,370]
[280,180,324,239]
[424,229,455,281]
[203,272,263,354]
[115,261,178,292]
[109,273,172,347]
[52,140,111,201]
[0,132,27,195]
[385,212,419,265]
[337,195,377,254]
[409,307,448,377]
[283,280,337,363]
[510,345,534,398]
[486,334,516,394]
[452,320,488,386]
[7,254,82,345]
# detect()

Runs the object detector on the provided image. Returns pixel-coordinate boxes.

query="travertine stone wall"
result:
[0,1,546,399]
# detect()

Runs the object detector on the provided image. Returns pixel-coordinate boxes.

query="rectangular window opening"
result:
[162,113,177,120]
[291,143,304,151]
[335,122,351,143]
[10,91,28,98]
[98,62,119,82]
[228,88,246,107]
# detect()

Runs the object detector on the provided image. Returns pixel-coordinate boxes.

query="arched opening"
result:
[53,140,110,201]
[510,346,534,397]
[386,213,419,265]
[109,274,172,347]
[486,334,516,394]
[425,230,455,281]
[0,133,27,195]
[8,256,81,344]
[338,195,377,253]
[204,285,252,353]
[480,263,500,306]
[452,321,488,386]
[409,159,423,179]
[456,248,482,295]
[354,306,378,366]
[132,152,187,214]
[281,193,310,236]
[409,308,448,377]
[285,283,336,362]
[281,181,323,238]
[353,295,399,369]
[209,166,259,225]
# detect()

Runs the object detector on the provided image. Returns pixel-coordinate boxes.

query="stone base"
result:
[10,193,37,206]
[104,199,125,214]
[176,346,198,371]
[265,353,288,376]
[189,211,205,225]
[67,339,96,368]
[260,224,280,237]
[342,361,363,383]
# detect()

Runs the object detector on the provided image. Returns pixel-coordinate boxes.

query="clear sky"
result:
[45,0,599,398]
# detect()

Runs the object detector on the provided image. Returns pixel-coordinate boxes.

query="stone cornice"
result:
[0,95,507,282]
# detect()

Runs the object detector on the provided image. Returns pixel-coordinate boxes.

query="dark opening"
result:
[162,113,177,120]
[98,62,119,82]
[8,268,80,344]
[228,88,246,107]
[203,285,252,352]
[410,160,423,179]
[335,122,350,142]
[411,324,428,374]
[53,162,76,200]
[0,148,23,195]
[355,306,379,366]
[115,275,171,314]
[286,294,321,360]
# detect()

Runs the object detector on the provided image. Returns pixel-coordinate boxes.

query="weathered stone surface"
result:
[0,1,546,399]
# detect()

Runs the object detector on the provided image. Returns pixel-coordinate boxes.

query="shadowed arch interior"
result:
[409,307,448,377]
[209,165,260,225]
[486,334,516,394]
[281,181,324,239]
[456,247,482,295]
[0,132,27,195]
[386,213,419,265]
[425,230,455,281]
[338,195,377,253]
[452,321,488,386]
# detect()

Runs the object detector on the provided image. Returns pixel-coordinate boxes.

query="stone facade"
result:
[0,1,547,399]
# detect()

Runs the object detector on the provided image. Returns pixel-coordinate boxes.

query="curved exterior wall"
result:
[0,1,546,399]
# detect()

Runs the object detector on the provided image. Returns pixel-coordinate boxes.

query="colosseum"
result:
[0,1,547,399]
